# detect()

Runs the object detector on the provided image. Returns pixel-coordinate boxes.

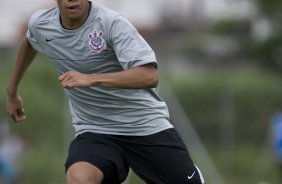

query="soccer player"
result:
[6,0,205,183]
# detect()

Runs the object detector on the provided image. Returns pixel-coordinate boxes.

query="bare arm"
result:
[58,63,159,89]
[6,37,37,122]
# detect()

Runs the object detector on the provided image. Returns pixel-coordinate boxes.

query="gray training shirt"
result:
[26,2,173,136]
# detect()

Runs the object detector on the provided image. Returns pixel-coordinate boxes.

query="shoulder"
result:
[94,4,120,20]
[28,7,58,30]
[93,4,131,27]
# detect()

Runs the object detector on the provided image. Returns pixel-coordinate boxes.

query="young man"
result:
[6,0,204,183]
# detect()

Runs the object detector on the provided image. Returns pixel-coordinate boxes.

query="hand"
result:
[6,94,26,122]
[58,71,93,89]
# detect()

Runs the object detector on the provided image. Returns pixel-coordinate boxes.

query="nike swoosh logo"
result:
[46,38,54,42]
[187,171,195,180]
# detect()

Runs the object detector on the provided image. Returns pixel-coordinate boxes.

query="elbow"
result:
[148,74,159,88]
[147,66,159,88]
[138,64,159,88]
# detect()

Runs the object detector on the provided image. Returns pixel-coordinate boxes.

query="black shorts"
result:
[65,128,204,184]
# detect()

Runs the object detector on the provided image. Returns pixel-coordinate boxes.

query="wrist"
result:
[6,86,18,97]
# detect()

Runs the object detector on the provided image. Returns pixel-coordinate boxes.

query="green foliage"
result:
[208,20,250,36]
[201,0,282,72]
[22,146,65,183]
[166,67,282,144]
[251,0,282,70]
[247,32,282,70]
[1,53,67,184]
[256,0,282,16]
[165,67,282,183]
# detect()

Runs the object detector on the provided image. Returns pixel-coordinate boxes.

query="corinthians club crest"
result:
[88,30,106,53]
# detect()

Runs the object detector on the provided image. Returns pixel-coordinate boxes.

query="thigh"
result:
[65,132,129,184]
[119,128,204,184]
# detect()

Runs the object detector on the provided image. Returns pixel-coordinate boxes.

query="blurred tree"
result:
[251,0,282,71]
[256,0,282,19]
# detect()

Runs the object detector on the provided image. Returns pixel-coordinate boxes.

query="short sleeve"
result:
[109,16,158,70]
[26,11,44,53]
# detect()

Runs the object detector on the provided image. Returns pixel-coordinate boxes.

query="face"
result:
[57,0,89,21]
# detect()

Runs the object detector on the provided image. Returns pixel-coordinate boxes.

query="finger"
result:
[58,73,67,82]
[61,79,71,87]
[9,113,17,122]
[60,76,70,86]
[15,108,26,122]
[63,81,75,89]
[60,74,75,86]
[59,71,76,81]
[9,112,23,122]
[7,108,17,121]
[15,115,26,122]
[18,107,25,115]
[59,72,71,81]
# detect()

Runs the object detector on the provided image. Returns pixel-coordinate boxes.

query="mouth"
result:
[67,4,81,13]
